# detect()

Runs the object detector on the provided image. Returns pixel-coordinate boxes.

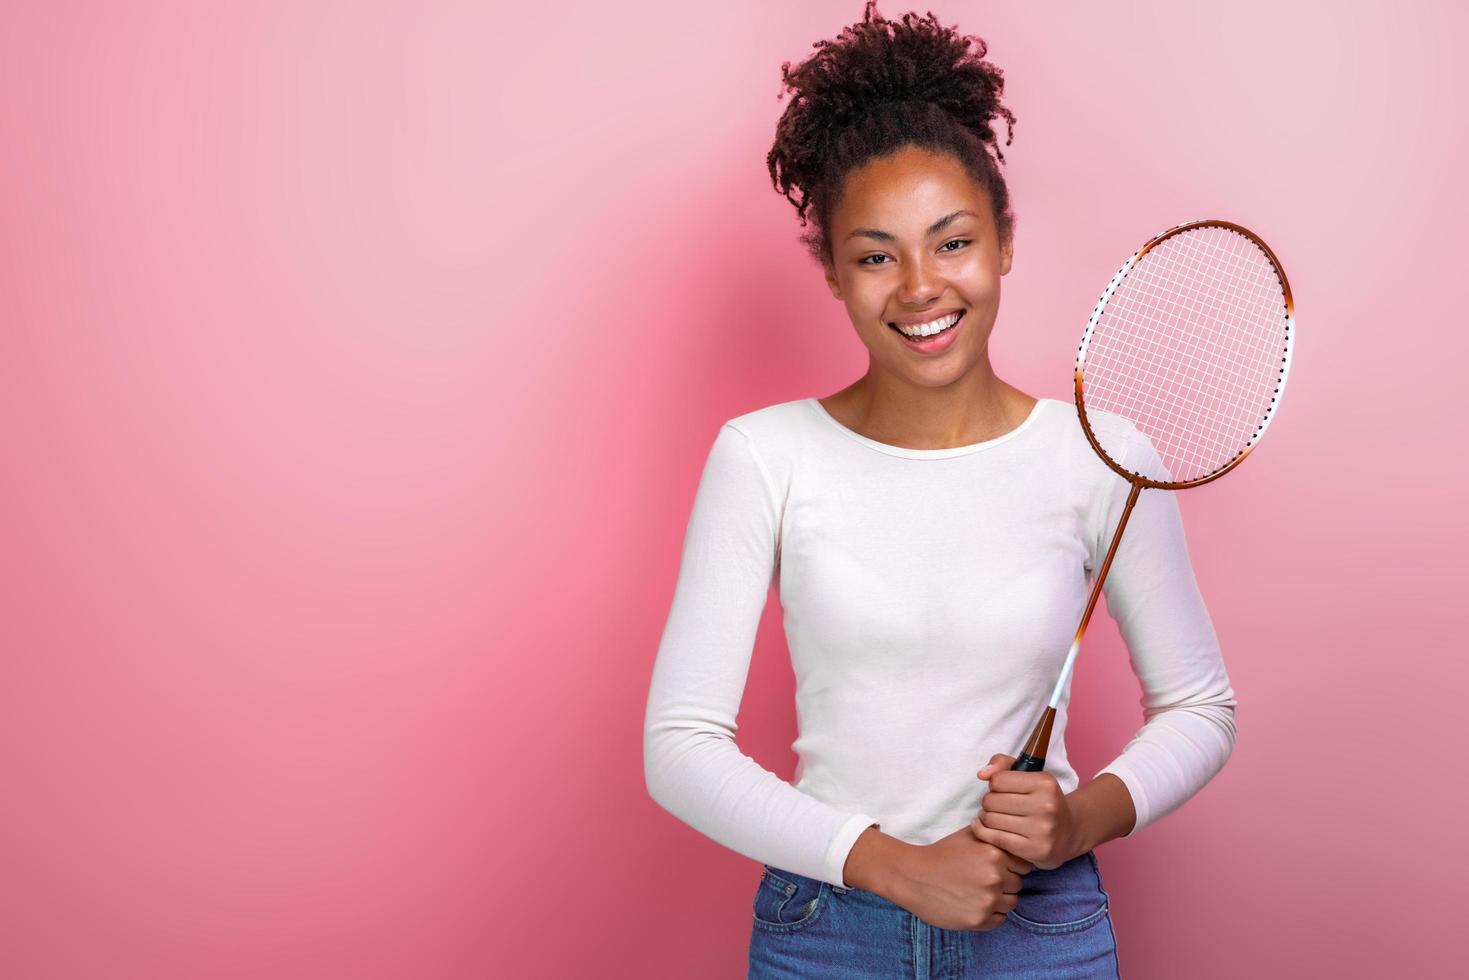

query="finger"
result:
[980,908,1009,931]
[970,821,1031,858]
[984,770,1053,793]
[980,792,1030,816]
[1006,853,1035,876]
[975,811,1030,836]
[976,754,1015,778]
[1003,869,1023,893]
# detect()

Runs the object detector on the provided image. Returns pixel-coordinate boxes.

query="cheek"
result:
[959,268,1002,300]
[843,290,889,327]
[956,253,1003,287]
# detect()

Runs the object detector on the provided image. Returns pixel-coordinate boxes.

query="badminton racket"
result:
[1010,218,1295,772]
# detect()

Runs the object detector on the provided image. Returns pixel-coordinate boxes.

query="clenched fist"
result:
[969,753,1086,871]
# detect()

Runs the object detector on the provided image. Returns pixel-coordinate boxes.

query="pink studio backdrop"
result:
[2,2,1462,977]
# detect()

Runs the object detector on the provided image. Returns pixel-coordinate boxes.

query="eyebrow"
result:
[845,209,979,243]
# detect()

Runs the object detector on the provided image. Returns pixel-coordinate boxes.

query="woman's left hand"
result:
[969,753,1087,871]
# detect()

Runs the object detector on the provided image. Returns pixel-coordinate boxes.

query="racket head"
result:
[1074,218,1295,491]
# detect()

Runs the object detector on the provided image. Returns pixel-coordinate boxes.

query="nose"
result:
[897,252,944,307]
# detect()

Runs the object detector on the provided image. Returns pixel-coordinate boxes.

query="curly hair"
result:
[766,0,1017,268]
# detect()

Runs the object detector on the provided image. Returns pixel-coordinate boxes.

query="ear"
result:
[999,234,1014,276]
[823,262,843,300]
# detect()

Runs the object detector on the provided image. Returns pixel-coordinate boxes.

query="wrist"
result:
[1061,802,1096,864]
[1065,773,1136,858]
[841,825,908,898]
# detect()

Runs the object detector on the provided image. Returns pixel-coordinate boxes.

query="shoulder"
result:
[1033,399,1152,454]
[719,398,821,461]
[1020,399,1143,504]
[723,398,814,440]
[1026,397,1115,457]
[1070,406,1172,482]
[711,398,822,494]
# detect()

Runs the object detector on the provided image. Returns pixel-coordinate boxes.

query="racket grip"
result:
[1009,706,1057,772]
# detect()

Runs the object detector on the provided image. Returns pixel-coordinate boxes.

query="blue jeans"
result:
[747,851,1121,979]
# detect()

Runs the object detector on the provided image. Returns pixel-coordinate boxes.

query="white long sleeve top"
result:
[642,395,1237,889]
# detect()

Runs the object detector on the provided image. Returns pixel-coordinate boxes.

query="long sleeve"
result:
[1088,431,1239,837]
[643,423,881,888]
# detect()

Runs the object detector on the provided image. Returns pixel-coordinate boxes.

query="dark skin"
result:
[817,144,1032,449]
[823,145,1137,930]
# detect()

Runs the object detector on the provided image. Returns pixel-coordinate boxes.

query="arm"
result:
[643,423,881,888]
[1065,772,1137,853]
[841,825,909,894]
[1088,434,1239,838]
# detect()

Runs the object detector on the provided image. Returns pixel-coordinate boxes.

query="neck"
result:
[833,364,1032,451]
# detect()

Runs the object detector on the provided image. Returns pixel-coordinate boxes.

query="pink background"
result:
[2,1,1462,977]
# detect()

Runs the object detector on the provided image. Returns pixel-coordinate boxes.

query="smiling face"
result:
[822,145,1014,388]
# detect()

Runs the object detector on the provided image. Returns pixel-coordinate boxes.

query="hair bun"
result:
[776,2,1015,158]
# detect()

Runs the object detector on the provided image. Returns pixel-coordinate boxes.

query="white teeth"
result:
[894,311,961,337]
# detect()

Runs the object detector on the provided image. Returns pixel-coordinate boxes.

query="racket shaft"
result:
[1010,481,1144,771]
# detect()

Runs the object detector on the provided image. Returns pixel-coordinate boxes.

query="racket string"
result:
[1082,224,1289,484]
[1101,274,1267,468]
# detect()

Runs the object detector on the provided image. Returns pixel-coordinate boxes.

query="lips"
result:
[887,309,965,337]
[886,310,965,355]
[881,308,963,332]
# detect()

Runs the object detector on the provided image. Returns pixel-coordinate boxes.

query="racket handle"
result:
[1010,706,1057,772]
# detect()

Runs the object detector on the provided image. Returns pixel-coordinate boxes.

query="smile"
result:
[886,310,965,354]
[888,310,964,337]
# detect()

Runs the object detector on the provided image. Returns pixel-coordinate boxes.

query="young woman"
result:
[643,4,1237,976]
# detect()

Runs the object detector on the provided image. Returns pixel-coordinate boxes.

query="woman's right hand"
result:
[887,826,1033,931]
